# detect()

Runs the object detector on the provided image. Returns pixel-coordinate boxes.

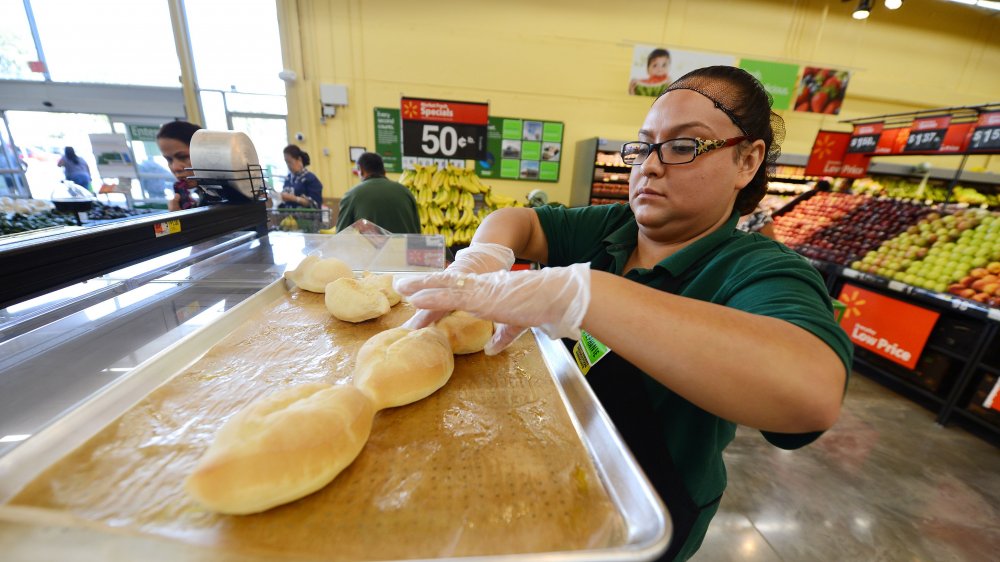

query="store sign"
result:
[847,123,882,154]
[984,378,1000,413]
[738,59,800,110]
[938,121,974,153]
[127,124,160,143]
[373,107,403,173]
[837,283,939,370]
[903,116,950,153]
[476,116,563,182]
[400,97,488,162]
[967,111,1000,152]
[804,131,870,178]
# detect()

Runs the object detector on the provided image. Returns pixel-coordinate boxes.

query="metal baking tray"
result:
[0,279,669,561]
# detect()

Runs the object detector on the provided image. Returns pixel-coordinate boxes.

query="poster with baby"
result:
[629,45,735,97]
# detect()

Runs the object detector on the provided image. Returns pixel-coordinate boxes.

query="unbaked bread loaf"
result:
[360,272,401,306]
[185,382,374,515]
[283,255,352,293]
[436,311,494,354]
[353,327,454,410]
[325,277,391,322]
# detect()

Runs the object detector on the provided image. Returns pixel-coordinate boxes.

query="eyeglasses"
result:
[620,136,747,166]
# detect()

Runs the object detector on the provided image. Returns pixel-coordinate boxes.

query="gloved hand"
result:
[401,242,516,330]
[395,263,591,355]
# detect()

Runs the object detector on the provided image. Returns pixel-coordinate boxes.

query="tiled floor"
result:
[693,374,1000,561]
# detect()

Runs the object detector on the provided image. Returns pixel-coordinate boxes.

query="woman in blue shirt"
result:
[280,145,323,208]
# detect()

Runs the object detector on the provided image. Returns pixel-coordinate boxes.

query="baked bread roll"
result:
[360,272,401,306]
[185,382,374,515]
[353,327,454,410]
[284,255,352,293]
[325,277,391,322]
[436,311,494,354]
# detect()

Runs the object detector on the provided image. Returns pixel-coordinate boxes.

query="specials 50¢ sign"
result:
[837,283,939,370]
[401,97,488,161]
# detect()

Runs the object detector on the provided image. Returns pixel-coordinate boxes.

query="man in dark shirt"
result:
[336,152,421,234]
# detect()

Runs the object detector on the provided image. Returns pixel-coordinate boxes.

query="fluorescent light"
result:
[0,434,31,443]
[949,0,977,5]
[852,8,871,19]
[977,0,1000,9]
[885,0,902,9]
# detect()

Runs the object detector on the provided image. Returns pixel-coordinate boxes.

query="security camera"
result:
[294,132,305,142]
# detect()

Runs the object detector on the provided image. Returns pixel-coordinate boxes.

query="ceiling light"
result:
[884,0,902,9]
[977,0,1000,9]
[853,0,873,19]
[948,0,977,5]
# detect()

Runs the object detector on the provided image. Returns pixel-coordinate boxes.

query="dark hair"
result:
[64,146,80,164]
[156,120,202,146]
[283,144,310,167]
[661,65,784,215]
[356,152,385,176]
[647,48,670,68]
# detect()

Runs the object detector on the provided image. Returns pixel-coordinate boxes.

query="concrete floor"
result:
[692,374,1000,561]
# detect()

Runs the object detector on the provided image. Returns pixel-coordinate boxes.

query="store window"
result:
[5,111,112,201]
[185,0,284,95]
[0,112,30,196]
[0,0,42,81]
[29,0,180,87]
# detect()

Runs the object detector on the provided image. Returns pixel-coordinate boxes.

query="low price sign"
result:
[837,284,939,370]
[967,111,1000,152]
[804,131,871,178]
[401,97,488,161]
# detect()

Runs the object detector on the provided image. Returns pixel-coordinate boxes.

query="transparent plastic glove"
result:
[395,263,591,355]
[400,242,515,330]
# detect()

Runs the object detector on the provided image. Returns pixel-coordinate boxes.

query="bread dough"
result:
[185,382,375,515]
[436,311,494,354]
[284,255,352,293]
[353,327,454,410]
[325,277,391,322]
[360,272,401,306]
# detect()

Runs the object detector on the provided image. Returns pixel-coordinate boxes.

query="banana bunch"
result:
[398,164,524,246]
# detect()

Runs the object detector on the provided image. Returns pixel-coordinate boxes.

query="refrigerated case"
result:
[0,226,671,560]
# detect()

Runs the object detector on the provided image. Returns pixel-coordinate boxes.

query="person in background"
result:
[397,66,852,561]
[57,147,93,191]
[736,205,775,238]
[629,48,672,97]
[335,152,420,234]
[156,120,202,211]
[280,144,323,208]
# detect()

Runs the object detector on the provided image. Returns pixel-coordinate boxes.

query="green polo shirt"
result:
[535,203,852,559]
[336,176,421,234]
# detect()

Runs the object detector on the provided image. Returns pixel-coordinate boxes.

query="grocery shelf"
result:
[925,343,972,362]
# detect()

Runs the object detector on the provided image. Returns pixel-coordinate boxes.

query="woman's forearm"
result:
[583,270,845,433]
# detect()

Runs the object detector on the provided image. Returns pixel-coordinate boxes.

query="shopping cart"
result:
[268,207,332,233]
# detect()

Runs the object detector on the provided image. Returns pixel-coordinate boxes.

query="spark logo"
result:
[839,289,866,319]
[812,135,837,160]
[402,100,419,120]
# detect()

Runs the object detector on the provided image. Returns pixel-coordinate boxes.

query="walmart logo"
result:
[839,290,866,320]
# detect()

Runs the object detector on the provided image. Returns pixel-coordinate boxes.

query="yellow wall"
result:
[277,0,1000,205]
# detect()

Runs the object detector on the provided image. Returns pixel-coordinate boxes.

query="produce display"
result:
[399,165,522,247]
[1,199,154,236]
[947,262,1000,309]
[851,209,995,293]
[772,192,867,249]
[0,209,78,235]
[853,177,1000,207]
[787,196,930,265]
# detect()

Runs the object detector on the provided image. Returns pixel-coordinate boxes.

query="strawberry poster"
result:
[794,67,851,115]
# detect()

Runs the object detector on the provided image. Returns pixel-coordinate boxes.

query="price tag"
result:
[842,268,860,279]
[848,123,882,154]
[988,308,1000,322]
[887,280,907,292]
[968,126,1000,152]
[400,98,488,160]
[153,219,181,237]
[904,116,950,153]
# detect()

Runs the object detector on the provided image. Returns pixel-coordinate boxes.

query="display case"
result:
[0,229,671,560]
[571,137,631,208]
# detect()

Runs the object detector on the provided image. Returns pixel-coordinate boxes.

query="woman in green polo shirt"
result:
[396,66,853,561]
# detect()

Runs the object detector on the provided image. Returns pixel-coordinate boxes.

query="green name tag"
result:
[572,330,611,375]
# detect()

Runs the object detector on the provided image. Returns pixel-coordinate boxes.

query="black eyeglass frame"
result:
[620,136,748,166]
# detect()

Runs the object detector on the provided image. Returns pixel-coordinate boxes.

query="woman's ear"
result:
[735,139,766,189]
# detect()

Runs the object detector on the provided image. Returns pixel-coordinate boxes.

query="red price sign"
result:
[838,284,939,370]
[967,111,1000,153]
[874,127,905,155]
[904,116,950,153]
[847,123,882,154]
[400,97,488,160]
